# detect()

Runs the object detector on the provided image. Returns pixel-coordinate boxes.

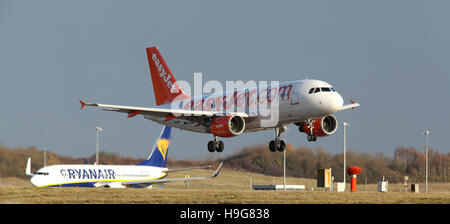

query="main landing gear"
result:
[269,126,286,152]
[208,136,224,153]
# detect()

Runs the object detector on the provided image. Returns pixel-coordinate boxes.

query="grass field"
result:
[1,169,450,204]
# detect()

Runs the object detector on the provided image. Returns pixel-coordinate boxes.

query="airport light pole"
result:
[283,137,286,191]
[424,130,431,193]
[95,126,103,165]
[343,122,350,191]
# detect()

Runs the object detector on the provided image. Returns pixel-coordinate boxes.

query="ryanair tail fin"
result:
[146,46,189,106]
[137,126,172,167]
[210,161,223,178]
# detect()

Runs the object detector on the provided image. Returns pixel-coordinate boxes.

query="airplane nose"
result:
[30,176,40,187]
[30,176,37,186]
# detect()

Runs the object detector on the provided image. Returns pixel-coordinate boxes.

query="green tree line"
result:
[1,143,449,184]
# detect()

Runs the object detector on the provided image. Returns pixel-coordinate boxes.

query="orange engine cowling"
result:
[210,115,245,138]
[301,115,338,137]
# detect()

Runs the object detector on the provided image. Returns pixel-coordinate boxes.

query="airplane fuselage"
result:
[146,79,344,134]
[30,164,168,188]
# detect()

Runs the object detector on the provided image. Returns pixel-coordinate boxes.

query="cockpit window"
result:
[35,172,49,176]
[310,87,336,94]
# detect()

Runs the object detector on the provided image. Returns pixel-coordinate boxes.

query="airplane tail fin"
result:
[137,126,172,167]
[210,161,223,178]
[146,46,189,106]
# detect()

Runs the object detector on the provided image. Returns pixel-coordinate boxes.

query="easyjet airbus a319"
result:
[80,46,359,153]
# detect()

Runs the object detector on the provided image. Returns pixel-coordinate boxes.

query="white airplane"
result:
[80,46,359,153]
[26,126,223,188]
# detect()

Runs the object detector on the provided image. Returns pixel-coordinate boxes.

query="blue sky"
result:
[1,0,449,160]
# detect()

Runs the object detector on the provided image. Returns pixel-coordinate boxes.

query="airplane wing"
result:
[80,100,249,119]
[122,162,223,186]
[338,100,360,111]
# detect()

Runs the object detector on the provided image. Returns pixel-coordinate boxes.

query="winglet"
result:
[350,99,356,110]
[80,100,87,110]
[339,100,360,111]
[79,100,98,110]
[210,161,223,178]
[26,157,34,176]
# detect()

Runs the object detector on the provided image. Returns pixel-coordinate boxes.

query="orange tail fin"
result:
[146,46,189,106]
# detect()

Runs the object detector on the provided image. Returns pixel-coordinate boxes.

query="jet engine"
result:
[300,115,338,138]
[210,115,245,137]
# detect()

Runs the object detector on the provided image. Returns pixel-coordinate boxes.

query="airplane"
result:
[80,46,360,153]
[26,126,223,188]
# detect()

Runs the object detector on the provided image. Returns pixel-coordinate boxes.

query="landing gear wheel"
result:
[269,140,286,152]
[269,125,287,152]
[269,140,277,152]
[307,134,317,142]
[216,141,224,152]
[207,141,216,152]
[278,140,286,152]
[208,137,224,153]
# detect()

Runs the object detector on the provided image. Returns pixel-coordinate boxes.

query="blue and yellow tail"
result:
[137,126,172,167]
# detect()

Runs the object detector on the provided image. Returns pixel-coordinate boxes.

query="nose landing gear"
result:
[307,134,317,142]
[304,118,317,142]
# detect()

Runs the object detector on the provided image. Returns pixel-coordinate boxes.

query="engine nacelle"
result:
[210,115,245,137]
[301,115,338,137]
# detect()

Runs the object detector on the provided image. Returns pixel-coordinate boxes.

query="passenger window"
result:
[308,88,314,94]
[314,88,320,93]
[331,88,336,92]
[321,87,331,92]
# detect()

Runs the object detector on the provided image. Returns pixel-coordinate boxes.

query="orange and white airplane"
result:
[80,46,359,153]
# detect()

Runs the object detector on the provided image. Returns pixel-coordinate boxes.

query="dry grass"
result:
[1,169,450,204]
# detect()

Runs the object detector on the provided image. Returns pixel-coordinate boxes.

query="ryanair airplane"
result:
[26,126,223,188]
